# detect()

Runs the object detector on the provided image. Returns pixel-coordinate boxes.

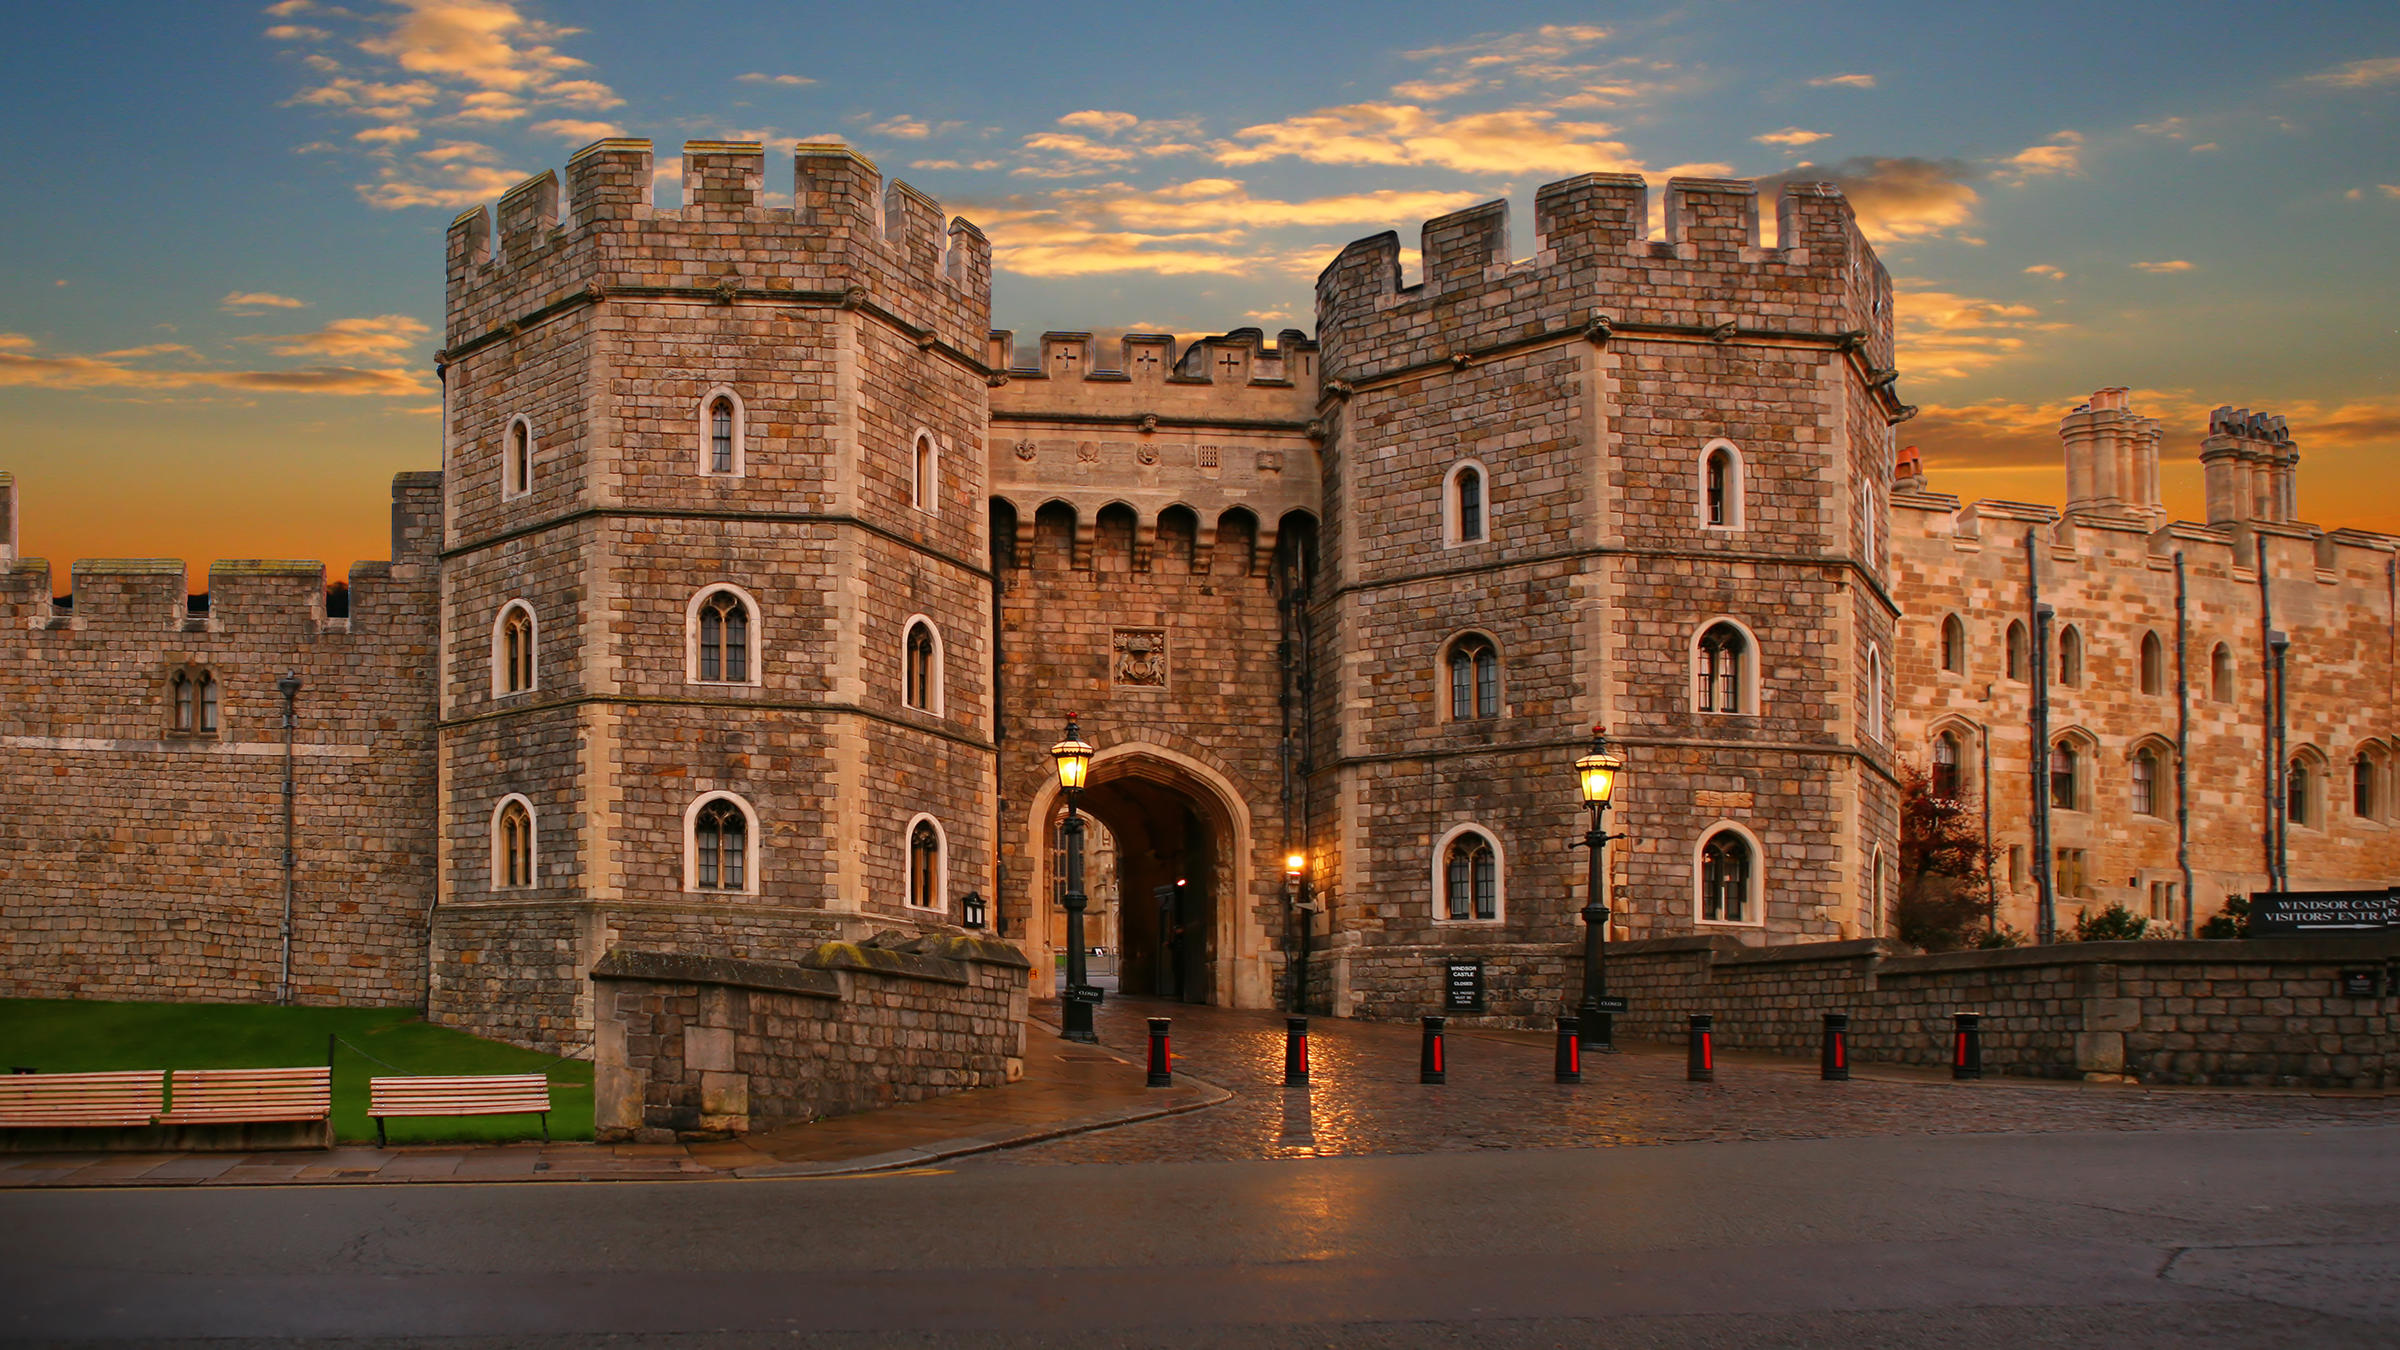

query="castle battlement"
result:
[444,138,991,356]
[989,326,1317,391]
[1314,174,1886,386]
[1,473,442,634]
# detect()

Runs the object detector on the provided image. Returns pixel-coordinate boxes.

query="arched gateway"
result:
[1021,743,1269,1009]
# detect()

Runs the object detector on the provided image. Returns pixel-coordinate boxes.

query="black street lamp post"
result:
[1573,725,1625,1051]
[1052,716,1099,1043]
[1284,851,1313,1015]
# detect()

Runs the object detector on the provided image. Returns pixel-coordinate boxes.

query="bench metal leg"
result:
[540,1112,549,1142]
[375,1118,385,1148]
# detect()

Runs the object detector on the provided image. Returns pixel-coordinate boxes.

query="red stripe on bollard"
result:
[1555,1016,1582,1084]
[1420,1015,1446,1084]
[1146,1017,1173,1087]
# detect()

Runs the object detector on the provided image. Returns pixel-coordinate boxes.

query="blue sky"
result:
[2,2,2395,578]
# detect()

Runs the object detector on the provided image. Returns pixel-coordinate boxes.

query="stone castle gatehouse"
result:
[2,138,2392,1051]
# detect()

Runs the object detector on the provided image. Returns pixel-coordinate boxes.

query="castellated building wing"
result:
[0,139,2393,1053]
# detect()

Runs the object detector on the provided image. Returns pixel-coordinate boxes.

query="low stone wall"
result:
[1316,931,2398,1088]
[589,932,1031,1141]
[1598,933,2399,1088]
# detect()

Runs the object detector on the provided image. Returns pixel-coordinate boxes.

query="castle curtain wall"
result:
[0,475,442,1006]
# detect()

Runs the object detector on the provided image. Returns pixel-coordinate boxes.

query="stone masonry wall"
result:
[1892,439,2400,939]
[0,473,442,1006]
[1597,931,2399,1088]
[589,933,1030,1139]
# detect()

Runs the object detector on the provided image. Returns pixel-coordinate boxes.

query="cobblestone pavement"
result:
[986,996,2400,1166]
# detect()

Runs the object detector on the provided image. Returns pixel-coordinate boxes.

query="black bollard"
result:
[1952,1011,1983,1080]
[1554,1016,1582,1084]
[1146,1017,1173,1088]
[1419,1015,1447,1085]
[1821,1012,1850,1082]
[1283,1016,1310,1087]
[1687,1013,1715,1083]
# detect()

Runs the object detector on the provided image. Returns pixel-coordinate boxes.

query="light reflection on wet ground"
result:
[989,996,2400,1167]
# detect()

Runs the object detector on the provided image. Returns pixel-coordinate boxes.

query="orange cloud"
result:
[0,333,430,398]
[1809,73,1875,88]
[1215,103,1657,177]
[1755,127,1830,148]
[1759,158,1982,243]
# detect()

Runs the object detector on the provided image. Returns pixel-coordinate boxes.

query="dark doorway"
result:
[1072,775,1219,1003]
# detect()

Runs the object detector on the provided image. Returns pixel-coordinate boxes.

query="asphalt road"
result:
[4,1125,2396,1347]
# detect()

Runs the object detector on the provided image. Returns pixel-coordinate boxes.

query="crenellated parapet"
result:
[987,327,1321,564]
[1314,174,1891,393]
[1,472,443,635]
[443,138,992,365]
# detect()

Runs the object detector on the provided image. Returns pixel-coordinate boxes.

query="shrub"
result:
[2198,894,2252,939]
[2071,903,2150,942]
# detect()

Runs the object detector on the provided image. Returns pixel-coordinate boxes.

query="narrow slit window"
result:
[710,398,735,474]
[1455,466,1483,543]
[909,819,941,908]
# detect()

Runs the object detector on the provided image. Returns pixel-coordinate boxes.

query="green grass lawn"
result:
[0,999,593,1144]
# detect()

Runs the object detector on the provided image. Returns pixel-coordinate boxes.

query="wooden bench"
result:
[369,1074,551,1145]
[0,1070,167,1127]
[158,1067,331,1126]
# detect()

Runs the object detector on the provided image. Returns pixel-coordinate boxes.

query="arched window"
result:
[1695,621,1751,714]
[903,618,940,714]
[168,667,220,736]
[2058,625,2083,687]
[495,602,535,696]
[1698,828,1756,924]
[690,794,753,893]
[1932,730,1962,799]
[493,796,534,889]
[2210,643,2233,703]
[2139,631,2165,696]
[1445,634,1499,721]
[690,586,758,685]
[1438,828,1500,921]
[1445,461,1487,545]
[2355,748,2385,821]
[2288,755,2314,828]
[2006,621,2029,682]
[2131,746,2161,817]
[907,817,944,910]
[1699,439,1743,530]
[1939,614,1966,675]
[912,431,938,513]
[2050,740,2081,812]
[504,417,532,499]
[1866,645,1886,742]
[709,397,735,474]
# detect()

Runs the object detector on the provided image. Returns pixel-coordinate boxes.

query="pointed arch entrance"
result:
[1026,742,1264,1008]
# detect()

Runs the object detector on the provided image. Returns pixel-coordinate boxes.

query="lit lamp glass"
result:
[1051,717,1094,792]
[1284,852,1306,880]
[1576,727,1623,808]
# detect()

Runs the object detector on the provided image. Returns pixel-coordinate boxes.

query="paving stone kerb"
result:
[1593,931,2400,1087]
[589,931,1029,1141]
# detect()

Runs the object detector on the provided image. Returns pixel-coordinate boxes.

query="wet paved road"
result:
[5,1124,2396,1347]
[994,996,2400,1164]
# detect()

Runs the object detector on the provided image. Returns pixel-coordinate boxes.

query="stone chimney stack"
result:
[2060,387,2163,522]
[1894,444,1925,493]
[2200,406,2299,526]
[0,472,15,568]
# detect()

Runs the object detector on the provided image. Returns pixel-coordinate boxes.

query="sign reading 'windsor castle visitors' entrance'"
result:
[2247,889,2398,936]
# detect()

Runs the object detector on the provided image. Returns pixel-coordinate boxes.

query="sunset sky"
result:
[3,2,2395,586]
